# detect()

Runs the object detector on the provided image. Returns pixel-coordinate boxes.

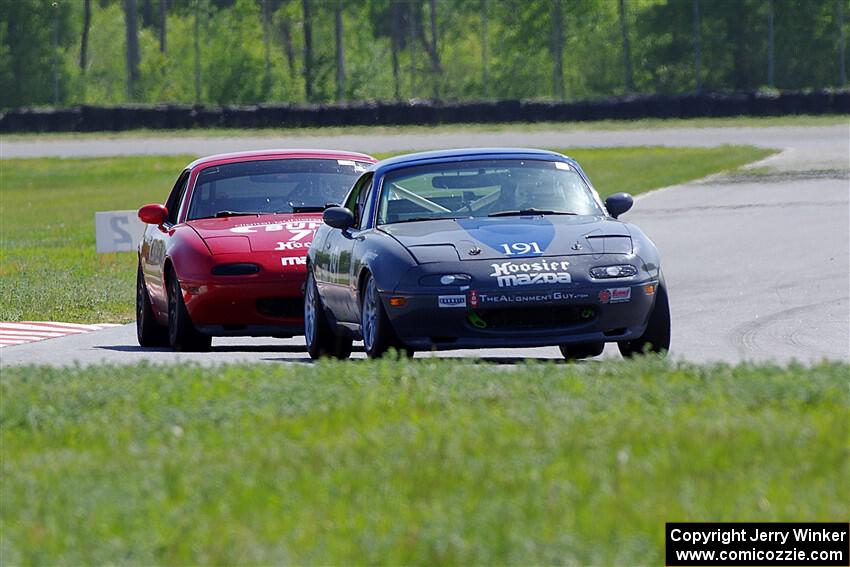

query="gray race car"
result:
[305,148,670,360]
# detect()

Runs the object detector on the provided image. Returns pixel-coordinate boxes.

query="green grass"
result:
[0,145,773,323]
[2,114,845,142]
[0,155,193,323]
[2,358,847,565]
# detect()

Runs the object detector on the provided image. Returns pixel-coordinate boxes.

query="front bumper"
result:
[383,254,659,350]
[182,279,305,336]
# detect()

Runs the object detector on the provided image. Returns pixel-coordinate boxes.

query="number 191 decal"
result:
[500,242,542,255]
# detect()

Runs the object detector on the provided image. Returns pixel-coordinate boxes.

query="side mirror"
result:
[605,193,633,219]
[323,206,355,230]
[138,203,168,225]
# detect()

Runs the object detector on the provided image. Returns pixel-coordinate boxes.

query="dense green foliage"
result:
[1,0,847,108]
[2,358,847,564]
[0,144,774,323]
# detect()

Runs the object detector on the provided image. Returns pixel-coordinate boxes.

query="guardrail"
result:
[2,90,847,133]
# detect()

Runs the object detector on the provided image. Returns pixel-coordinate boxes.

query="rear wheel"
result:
[167,268,212,352]
[618,283,671,357]
[304,270,352,360]
[360,274,412,359]
[559,341,605,361]
[136,265,169,347]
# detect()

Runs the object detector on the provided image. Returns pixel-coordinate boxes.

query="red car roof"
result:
[187,148,376,170]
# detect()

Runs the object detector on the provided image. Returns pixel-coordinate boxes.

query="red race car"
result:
[136,149,376,351]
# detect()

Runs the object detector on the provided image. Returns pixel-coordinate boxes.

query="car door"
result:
[341,175,380,323]
[321,173,374,321]
[141,169,190,317]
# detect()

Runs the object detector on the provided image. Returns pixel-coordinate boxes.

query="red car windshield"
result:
[187,158,371,220]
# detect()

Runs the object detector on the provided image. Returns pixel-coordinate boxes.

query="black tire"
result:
[559,341,605,361]
[360,273,412,359]
[136,265,169,347]
[304,270,352,360]
[618,282,671,358]
[167,267,212,352]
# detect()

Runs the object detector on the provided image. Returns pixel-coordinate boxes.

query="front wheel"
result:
[304,270,352,360]
[360,274,411,359]
[618,283,671,357]
[136,265,169,347]
[167,268,212,352]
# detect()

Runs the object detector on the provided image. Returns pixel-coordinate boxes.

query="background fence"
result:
[1,90,847,133]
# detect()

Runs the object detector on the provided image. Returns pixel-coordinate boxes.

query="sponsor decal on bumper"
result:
[475,290,590,306]
[598,287,631,304]
[438,295,467,308]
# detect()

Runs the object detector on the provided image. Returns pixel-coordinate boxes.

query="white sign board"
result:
[95,210,146,253]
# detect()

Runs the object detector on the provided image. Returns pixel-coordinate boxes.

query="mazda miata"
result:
[137,149,376,351]
[304,148,670,360]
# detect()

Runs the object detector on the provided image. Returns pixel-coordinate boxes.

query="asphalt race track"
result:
[2,124,848,367]
[2,125,847,171]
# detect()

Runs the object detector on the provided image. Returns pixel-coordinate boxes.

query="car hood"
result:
[187,213,323,255]
[380,215,632,261]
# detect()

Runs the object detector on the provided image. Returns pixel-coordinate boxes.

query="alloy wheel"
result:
[168,277,178,344]
[304,274,317,348]
[361,281,378,352]
[136,274,144,327]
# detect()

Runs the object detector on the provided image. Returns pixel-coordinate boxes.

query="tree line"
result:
[1,0,847,110]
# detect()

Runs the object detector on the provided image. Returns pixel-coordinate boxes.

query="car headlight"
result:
[418,273,472,286]
[589,265,637,279]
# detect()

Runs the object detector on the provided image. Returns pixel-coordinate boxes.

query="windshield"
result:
[377,159,602,225]
[187,158,370,220]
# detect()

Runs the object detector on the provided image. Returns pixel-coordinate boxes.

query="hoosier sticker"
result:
[489,259,571,288]
[275,240,310,250]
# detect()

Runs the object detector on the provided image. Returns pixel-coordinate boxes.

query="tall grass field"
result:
[2,358,848,564]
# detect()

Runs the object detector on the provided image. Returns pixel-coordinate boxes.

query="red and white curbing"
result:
[0,321,122,348]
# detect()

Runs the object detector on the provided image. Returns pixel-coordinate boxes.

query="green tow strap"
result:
[467,311,488,329]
